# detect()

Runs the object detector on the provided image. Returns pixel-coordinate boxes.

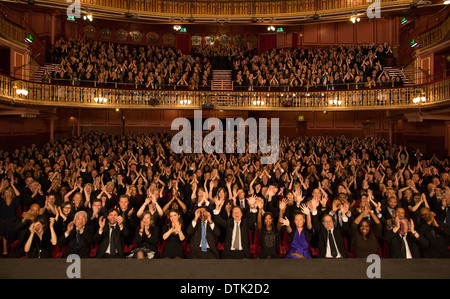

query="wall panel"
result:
[91,109,108,125]
[334,111,355,128]
[356,21,374,44]
[337,22,354,44]
[319,23,336,44]
[303,24,318,44]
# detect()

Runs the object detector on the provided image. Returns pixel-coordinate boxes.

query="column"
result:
[51,13,56,45]
[445,121,450,157]
[77,108,81,136]
[388,121,394,146]
[49,118,55,141]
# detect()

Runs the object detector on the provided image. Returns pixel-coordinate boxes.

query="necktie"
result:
[76,230,80,248]
[328,230,337,258]
[233,222,241,250]
[335,213,341,227]
[201,221,207,252]
[240,200,245,209]
[400,234,407,258]
[110,226,116,255]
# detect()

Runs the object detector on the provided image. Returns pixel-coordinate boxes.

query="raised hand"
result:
[279,217,290,227]
[300,204,310,215]
[99,216,106,231]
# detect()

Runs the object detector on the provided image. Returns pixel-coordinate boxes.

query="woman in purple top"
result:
[280,205,313,259]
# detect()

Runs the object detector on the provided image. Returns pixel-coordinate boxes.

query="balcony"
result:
[30,0,415,22]
[1,73,449,112]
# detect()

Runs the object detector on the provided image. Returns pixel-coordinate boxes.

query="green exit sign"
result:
[401,17,407,24]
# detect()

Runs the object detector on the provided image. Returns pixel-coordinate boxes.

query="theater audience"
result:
[0,132,448,259]
[46,39,401,92]
[47,38,212,90]
[229,43,399,91]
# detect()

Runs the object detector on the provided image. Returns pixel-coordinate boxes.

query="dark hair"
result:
[107,208,119,216]
[34,215,49,231]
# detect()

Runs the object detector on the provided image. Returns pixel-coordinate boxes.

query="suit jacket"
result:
[187,219,221,258]
[58,225,94,258]
[383,229,429,258]
[214,210,257,258]
[311,212,349,258]
[94,222,129,258]
[416,221,449,258]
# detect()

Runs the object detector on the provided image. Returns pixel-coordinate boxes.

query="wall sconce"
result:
[83,14,93,21]
[16,89,28,96]
[267,26,276,32]
[180,99,191,105]
[412,96,426,104]
[94,97,107,103]
[350,15,360,23]
[252,99,265,106]
[173,25,187,32]
[329,99,342,106]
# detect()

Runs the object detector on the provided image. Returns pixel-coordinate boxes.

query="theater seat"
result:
[253,229,261,258]
[216,237,224,251]
[7,240,19,257]
[309,245,319,257]
[249,229,256,255]
[157,240,166,257]
[123,241,136,255]
[182,238,191,257]
[278,239,286,257]
[278,231,290,258]
[383,242,390,258]
[52,245,66,258]
[90,243,98,258]
[343,237,354,258]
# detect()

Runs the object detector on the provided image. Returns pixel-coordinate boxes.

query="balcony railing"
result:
[49,0,408,17]
[1,73,449,111]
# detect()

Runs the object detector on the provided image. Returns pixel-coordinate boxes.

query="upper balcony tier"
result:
[2,73,449,113]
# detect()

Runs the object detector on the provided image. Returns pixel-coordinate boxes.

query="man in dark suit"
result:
[187,207,220,259]
[94,208,129,258]
[417,207,449,258]
[435,193,450,226]
[311,202,349,258]
[213,196,258,259]
[383,216,429,258]
[58,211,94,258]
[115,195,139,247]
